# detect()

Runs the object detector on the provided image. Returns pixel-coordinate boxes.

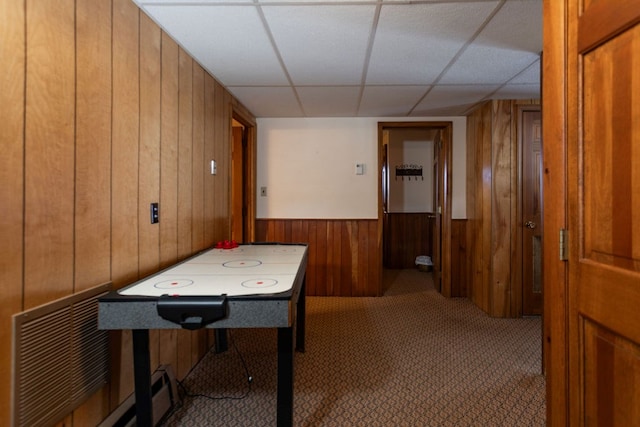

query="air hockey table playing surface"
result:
[120,243,306,297]
[99,243,308,330]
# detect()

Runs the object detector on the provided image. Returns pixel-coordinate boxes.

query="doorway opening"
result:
[379,122,452,296]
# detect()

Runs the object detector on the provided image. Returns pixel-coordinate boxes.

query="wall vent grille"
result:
[12,283,111,427]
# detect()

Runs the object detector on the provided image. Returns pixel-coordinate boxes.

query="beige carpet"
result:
[162,269,545,426]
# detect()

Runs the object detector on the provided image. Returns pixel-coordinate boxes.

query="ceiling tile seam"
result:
[407,0,507,116]
[355,3,383,116]
[253,0,307,116]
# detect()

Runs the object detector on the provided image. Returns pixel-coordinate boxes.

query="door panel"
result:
[583,319,640,425]
[568,1,640,424]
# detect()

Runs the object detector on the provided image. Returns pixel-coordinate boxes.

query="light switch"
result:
[150,203,159,224]
[355,163,365,175]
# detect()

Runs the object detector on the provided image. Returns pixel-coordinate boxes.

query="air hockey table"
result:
[98,242,308,427]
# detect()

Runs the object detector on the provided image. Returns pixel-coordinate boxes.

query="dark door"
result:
[521,107,543,315]
[432,131,442,293]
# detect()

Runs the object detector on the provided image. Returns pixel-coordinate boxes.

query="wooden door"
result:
[432,131,442,292]
[567,1,640,424]
[521,107,543,315]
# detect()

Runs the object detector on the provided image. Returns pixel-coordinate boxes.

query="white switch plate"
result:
[355,163,364,175]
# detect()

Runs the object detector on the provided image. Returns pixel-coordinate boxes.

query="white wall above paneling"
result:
[257,117,467,219]
[256,118,379,219]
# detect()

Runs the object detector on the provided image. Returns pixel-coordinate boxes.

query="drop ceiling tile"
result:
[296,86,361,117]
[227,86,303,118]
[137,0,254,4]
[366,2,500,85]
[440,0,542,85]
[141,4,288,85]
[259,0,372,2]
[359,86,430,117]
[412,84,500,115]
[262,4,377,85]
[492,83,540,99]
[509,58,540,84]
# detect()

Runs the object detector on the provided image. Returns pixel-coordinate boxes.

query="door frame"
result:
[542,0,569,423]
[230,106,257,243]
[378,121,453,296]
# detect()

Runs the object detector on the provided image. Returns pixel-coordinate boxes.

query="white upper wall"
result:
[256,117,467,219]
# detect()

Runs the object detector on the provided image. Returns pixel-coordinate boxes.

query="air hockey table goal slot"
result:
[156,294,228,330]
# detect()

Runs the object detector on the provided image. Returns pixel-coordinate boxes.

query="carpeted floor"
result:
[161,269,546,426]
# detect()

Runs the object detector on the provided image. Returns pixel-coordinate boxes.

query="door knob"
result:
[525,221,536,229]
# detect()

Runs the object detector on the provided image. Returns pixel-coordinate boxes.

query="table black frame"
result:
[98,243,308,427]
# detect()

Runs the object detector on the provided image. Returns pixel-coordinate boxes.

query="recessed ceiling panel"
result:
[492,83,540,99]
[366,2,500,85]
[141,4,288,85]
[359,86,430,117]
[263,4,376,85]
[412,84,500,115]
[440,0,542,84]
[297,86,361,117]
[509,59,540,84]
[138,0,254,3]
[226,86,303,118]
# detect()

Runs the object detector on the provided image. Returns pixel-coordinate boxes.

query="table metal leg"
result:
[215,328,228,353]
[296,279,306,352]
[132,329,153,427]
[277,326,294,427]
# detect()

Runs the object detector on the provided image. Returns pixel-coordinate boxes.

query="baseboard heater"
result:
[98,365,178,427]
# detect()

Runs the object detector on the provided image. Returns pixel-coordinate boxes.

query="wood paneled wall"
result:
[256,216,466,297]
[465,99,538,317]
[0,1,246,425]
[383,213,434,269]
[255,219,381,296]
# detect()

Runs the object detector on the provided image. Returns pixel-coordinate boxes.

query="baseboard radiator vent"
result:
[12,283,111,427]
[98,365,178,427]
